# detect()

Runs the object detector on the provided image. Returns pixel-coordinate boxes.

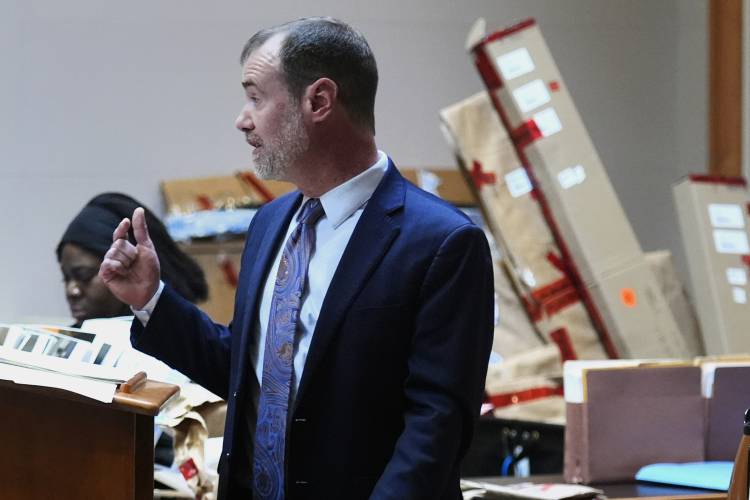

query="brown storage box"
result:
[645,251,704,357]
[673,177,750,355]
[585,257,691,358]
[162,173,294,215]
[400,168,476,206]
[471,20,687,358]
[180,240,244,324]
[563,362,704,484]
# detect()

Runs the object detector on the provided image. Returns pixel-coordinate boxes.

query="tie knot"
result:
[297,198,324,226]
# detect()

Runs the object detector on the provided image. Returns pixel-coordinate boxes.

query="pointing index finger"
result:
[112,217,131,242]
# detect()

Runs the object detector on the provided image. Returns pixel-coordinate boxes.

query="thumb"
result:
[131,207,154,247]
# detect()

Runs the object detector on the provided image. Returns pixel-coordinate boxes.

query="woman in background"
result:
[57,192,208,327]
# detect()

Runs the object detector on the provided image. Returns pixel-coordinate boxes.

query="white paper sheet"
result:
[0,362,117,403]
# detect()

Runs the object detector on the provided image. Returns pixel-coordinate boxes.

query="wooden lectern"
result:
[0,374,178,499]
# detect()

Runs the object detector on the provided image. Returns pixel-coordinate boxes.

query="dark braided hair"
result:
[57,192,208,303]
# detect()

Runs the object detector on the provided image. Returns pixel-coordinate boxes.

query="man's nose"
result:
[235,105,254,132]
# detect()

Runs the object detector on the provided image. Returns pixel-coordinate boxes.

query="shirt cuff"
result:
[131,280,165,326]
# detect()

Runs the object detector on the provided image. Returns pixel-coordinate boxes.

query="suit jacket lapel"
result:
[295,162,405,406]
[235,192,302,389]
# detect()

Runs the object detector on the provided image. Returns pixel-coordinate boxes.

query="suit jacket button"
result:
[295,480,308,486]
[233,391,238,398]
[294,417,307,423]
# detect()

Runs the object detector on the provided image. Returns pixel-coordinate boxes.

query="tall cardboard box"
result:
[471,19,690,358]
[673,176,750,355]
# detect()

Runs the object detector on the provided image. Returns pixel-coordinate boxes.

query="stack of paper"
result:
[0,323,139,402]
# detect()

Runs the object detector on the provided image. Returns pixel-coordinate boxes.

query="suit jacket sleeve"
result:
[130,286,233,399]
[128,209,267,400]
[371,223,494,499]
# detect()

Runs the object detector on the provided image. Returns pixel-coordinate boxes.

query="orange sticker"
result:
[620,288,637,308]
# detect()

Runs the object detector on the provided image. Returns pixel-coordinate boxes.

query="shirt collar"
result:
[307,150,388,229]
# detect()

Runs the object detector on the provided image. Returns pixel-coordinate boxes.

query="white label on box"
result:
[521,268,537,288]
[727,267,748,286]
[708,203,745,229]
[416,169,441,197]
[505,168,533,198]
[733,287,747,304]
[533,108,563,137]
[513,79,551,113]
[557,165,586,190]
[496,47,535,81]
[713,229,750,254]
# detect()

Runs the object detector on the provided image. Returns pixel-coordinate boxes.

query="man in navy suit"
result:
[100,17,493,500]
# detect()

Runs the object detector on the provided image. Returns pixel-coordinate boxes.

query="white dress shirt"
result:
[135,151,389,398]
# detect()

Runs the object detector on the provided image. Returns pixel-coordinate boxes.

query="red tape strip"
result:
[688,174,747,187]
[196,195,213,211]
[473,50,503,90]
[511,120,543,150]
[488,385,564,409]
[237,171,276,203]
[470,160,497,188]
[549,327,578,361]
[477,18,536,46]
[218,255,239,287]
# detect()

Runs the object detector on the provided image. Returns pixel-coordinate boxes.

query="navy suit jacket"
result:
[132,161,494,499]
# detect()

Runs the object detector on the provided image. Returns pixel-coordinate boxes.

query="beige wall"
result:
[0,0,708,322]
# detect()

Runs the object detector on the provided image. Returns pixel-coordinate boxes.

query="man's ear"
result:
[303,78,337,123]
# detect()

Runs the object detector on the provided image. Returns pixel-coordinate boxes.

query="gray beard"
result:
[252,108,309,181]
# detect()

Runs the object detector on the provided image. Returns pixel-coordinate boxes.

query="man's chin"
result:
[252,163,286,182]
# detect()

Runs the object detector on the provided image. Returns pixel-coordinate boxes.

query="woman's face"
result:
[59,243,129,325]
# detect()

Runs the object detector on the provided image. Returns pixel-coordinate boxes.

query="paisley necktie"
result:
[253,198,324,500]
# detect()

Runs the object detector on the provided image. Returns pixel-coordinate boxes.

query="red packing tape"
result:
[473,50,503,90]
[477,18,536,46]
[546,251,568,273]
[688,174,747,187]
[488,385,563,409]
[549,327,578,361]
[530,276,573,302]
[196,195,214,211]
[237,171,276,203]
[218,255,239,287]
[511,120,543,150]
[470,160,497,188]
[524,277,581,322]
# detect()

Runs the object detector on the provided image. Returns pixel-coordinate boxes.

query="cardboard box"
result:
[441,91,608,360]
[645,250,704,357]
[162,172,294,215]
[585,257,691,358]
[180,240,244,324]
[471,20,687,358]
[473,20,641,284]
[563,361,704,483]
[400,168,476,206]
[673,176,750,355]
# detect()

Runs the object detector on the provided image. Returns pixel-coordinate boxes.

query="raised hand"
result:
[98,207,161,309]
